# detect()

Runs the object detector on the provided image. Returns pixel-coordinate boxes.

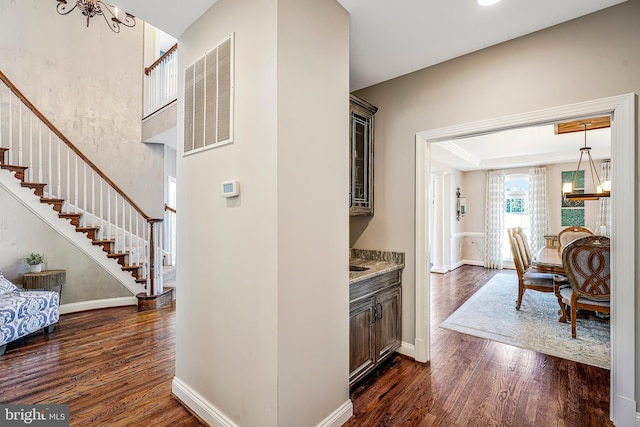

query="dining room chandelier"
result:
[56,0,136,33]
[562,123,610,201]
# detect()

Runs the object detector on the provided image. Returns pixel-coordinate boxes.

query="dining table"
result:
[531,246,565,275]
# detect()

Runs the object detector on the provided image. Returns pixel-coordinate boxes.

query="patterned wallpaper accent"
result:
[561,170,585,226]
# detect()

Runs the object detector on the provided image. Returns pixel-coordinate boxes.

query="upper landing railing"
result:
[144,43,178,119]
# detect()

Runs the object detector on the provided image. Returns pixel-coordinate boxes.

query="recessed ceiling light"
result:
[478,0,501,6]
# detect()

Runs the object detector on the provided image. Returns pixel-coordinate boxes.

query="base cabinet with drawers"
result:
[349,270,402,386]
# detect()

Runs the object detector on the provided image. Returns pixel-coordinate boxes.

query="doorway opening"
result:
[414,94,636,426]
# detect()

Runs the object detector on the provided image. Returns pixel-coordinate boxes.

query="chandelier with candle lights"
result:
[56,0,135,33]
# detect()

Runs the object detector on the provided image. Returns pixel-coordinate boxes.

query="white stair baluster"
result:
[8,92,12,164]
[114,193,119,252]
[0,86,3,150]
[18,102,22,166]
[38,122,43,183]
[28,114,32,182]
[48,134,53,197]
[107,185,112,244]
[73,153,78,212]
[56,138,61,200]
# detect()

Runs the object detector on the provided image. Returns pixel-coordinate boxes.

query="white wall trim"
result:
[397,341,415,358]
[316,400,353,427]
[446,260,485,271]
[414,135,430,364]
[172,377,238,427]
[59,297,137,314]
[451,232,485,238]
[415,93,636,427]
[173,377,352,427]
[459,260,484,268]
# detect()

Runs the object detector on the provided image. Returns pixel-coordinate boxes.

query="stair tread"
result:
[107,253,128,258]
[59,212,81,217]
[41,197,65,202]
[122,264,142,270]
[1,164,28,170]
[22,182,47,186]
[93,239,115,243]
[77,226,100,231]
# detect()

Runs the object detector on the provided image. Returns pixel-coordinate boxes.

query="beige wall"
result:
[353,0,639,360]
[461,170,485,233]
[0,0,164,217]
[175,0,349,425]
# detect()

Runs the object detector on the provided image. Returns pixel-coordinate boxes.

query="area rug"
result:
[440,273,610,369]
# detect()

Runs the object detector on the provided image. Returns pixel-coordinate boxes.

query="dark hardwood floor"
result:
[0,265,612,426]
[346,265,613,427]
[0,301,203,426]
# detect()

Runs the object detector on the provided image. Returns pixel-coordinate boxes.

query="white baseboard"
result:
[59,297,137,314]
[449,261,464,270]
[444,260,485,272]
[397,341,415,359]
[317,400,353,427]
[172,377,237,427]
[460,259,484,267]
[173,376,353,427]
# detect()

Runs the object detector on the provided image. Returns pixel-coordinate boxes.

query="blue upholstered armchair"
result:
[0,272,59,355]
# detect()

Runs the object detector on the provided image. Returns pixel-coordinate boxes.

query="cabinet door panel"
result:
[349,95,377,216]
[349,298,375,384]
[376,285,401,362]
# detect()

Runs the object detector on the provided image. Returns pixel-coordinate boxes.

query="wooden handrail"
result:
[164,204,177,214]
[0,69,160,223]
[142,98,177,121]
[145,43,178,76]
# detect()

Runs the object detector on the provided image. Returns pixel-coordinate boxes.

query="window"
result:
[503,173,530,260]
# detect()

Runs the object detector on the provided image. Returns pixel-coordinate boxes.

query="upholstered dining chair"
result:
[514,227,533,266]
[558,235,610,338]
[508,228,555,310]
[557,226,593,254]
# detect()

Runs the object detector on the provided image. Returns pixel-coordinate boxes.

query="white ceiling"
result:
[431,124,611,171]
[113,0,628,91]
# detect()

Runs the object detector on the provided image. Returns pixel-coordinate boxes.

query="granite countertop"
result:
[349,249,405,284]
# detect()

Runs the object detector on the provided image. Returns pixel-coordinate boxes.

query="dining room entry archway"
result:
[413,94,636,426]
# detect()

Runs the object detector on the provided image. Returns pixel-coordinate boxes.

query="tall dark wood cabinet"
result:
[350,94,377,216]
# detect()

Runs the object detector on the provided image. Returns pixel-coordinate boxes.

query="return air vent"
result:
[184,34,234,154]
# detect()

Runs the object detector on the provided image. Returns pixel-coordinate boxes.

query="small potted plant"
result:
[25,253,45,273]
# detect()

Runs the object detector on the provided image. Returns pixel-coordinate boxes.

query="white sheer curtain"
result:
[484,170,505,269]
[596,160,611,236]
[528,166,548,255]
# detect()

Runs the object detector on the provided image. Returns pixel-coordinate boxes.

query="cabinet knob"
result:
[371,306,377,324]
[377,303,383,319]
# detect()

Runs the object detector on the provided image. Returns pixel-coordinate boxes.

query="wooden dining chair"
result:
[508,228,555,310]
[558,235,610,338]
[557,226,593,254]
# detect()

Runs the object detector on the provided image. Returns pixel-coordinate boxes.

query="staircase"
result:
[0,69,164,297]
[1,146,147,283]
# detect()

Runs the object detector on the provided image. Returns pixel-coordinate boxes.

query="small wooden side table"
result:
[22,269,66,300]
